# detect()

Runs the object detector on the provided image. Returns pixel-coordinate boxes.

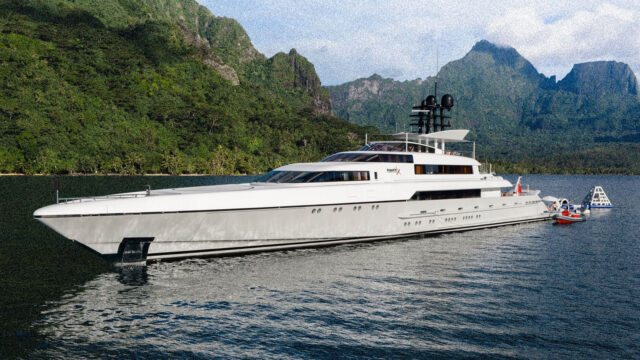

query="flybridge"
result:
[391,129,473,157]
[363,129,473,157]
[363,90,476,157]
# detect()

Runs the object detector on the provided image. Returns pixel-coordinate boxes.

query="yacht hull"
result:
[36,195,549,263]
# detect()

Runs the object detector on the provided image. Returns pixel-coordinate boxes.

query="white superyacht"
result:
[34,93,550,264]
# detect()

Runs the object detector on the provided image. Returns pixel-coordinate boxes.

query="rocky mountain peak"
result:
[265,50,332,115]
[471,40,518,58]
[465,40,540,80]
[558,61,638,96]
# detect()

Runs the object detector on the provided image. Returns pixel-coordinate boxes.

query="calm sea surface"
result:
[1,175,639,359]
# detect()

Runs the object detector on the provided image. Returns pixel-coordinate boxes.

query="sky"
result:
[198,0,640,86]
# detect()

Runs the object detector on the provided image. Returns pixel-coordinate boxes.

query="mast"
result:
[410,93,453,134]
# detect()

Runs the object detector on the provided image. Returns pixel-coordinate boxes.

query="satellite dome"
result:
[441,94,454,109]
[425,95,437,107]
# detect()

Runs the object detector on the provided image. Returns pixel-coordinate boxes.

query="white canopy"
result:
[392,129,470,143]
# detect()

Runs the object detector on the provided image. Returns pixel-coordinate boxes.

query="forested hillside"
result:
[328,41,640,174]
[0,0,368,175]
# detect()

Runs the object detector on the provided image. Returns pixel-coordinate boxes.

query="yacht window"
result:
[322,153,413,163]
[410,189,481,200]
[414,164,473,175]
[256,171,370,183]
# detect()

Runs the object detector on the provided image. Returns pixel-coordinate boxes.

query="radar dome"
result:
[441,94,454,109]
[425,95,437,107]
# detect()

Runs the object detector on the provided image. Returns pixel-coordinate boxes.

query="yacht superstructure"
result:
[34,94,550,264]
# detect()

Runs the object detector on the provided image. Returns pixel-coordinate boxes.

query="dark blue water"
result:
[3,175,640,359]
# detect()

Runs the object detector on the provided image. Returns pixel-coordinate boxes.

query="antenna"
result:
[407,37,453,135]
[435,43,439,99]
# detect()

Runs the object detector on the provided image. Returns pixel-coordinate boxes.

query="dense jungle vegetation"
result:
[0,0,372,175]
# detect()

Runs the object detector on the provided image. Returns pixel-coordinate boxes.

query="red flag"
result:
[514,176,522,195]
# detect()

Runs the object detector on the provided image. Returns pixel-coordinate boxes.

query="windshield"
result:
[359,142,435,153]
[321,152,413,163]
[255,170,370,183]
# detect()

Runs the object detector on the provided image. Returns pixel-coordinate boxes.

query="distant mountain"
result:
[0,0,359,175]
[558,61,638,96]
[327,40,640,173]
[329,40,549,131]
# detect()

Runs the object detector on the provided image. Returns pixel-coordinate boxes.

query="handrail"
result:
[57,192,147,204]
[478,162,494,175]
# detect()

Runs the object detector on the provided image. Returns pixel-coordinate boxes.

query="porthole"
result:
[317,209,322,214]
[311,209,316,214]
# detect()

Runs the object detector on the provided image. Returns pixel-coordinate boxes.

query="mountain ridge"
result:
[558,61,638,96]
[327,40,640,173]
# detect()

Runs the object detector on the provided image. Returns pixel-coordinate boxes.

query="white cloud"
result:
[485,3,640,78]
[199,1,640,84]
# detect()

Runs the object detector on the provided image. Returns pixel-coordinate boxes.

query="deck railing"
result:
[478,162,494,175]
[57,192,148,204]
[56,185,151,204]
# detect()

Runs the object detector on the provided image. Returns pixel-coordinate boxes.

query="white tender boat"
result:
[34,94,550,264]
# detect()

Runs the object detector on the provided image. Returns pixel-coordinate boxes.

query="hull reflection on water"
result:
[116,266,148,286]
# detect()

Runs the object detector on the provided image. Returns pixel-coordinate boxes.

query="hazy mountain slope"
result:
[329,41,549,131]
[327,40,640,172]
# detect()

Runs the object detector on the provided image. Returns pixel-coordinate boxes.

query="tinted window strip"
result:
[409,189,481,201]
[414,164,473,175]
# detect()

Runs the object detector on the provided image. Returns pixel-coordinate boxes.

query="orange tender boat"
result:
[554,210,585,224]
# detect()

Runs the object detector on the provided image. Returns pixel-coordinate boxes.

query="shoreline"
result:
[1,172,637,177]
[0,173,255,177]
